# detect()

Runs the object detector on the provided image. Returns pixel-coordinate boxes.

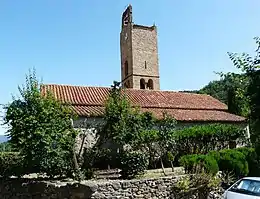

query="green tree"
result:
[98,81,155,149]
[0,141,13,152]
[227,37,260,144]
[96,81,178,175]
[156,113,177,175]
[197,73,249,117]
[182,72,249,117]
[3,69,78,178]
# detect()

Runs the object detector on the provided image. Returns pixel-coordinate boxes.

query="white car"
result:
[223,177,260,199]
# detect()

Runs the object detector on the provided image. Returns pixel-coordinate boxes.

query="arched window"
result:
[124,61,128,77]
[140,79,145,89]
[147,79,154,90]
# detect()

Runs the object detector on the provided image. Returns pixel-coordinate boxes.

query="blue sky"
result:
[0,0,260,135]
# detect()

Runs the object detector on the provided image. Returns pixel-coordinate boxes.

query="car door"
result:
[226,191,259,199]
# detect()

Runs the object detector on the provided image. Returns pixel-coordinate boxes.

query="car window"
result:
[230,179,260,196]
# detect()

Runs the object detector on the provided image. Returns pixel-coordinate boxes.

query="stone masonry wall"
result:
[132,26,159,77]
[0,175,223,199]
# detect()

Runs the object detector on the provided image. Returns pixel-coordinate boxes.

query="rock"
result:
[122,181,131,189]
[111,182,121,190]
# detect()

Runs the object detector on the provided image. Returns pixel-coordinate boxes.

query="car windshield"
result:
[230,179,260,196]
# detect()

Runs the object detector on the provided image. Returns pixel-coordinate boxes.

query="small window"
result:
[145,61,147,69]
[140,79,145,89]
[124,61,128,77]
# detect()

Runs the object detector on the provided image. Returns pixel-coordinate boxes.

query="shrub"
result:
[218,149,249,178]
[179,154,219,175]
[235,147,260,176]
[171,172,221,199]
[173,124,247,156]
[0,152,25,177]
[119,151,149,179]
[207,151,220,162]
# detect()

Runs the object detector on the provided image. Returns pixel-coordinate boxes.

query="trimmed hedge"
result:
[179,154,219,175]
[233,147,259,177]
[180,147,257,178]
[174,124,247,156]
[0,152,25,177]
[218,149,249,177]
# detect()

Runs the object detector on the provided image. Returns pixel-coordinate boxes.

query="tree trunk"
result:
[160,158,166,176]
[78,132,87,159]
[170,161,174,172]
[73,147,79,171]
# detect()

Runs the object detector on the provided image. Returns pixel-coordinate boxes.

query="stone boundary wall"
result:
[0,175,222,199]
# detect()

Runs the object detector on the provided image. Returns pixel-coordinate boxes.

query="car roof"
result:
[242,177,260,181]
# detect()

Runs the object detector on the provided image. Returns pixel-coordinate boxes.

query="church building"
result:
[41,5,246,129]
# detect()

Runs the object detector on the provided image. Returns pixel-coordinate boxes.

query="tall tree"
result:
[97,81,155,148]
[3,69,78,178]
[227,37,260,144]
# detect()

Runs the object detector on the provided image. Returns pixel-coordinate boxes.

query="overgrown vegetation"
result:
[172,172,221,199]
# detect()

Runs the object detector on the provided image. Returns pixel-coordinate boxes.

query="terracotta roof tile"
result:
[41,84,227,109]
[41,84,246,122]
[71,106,245,122]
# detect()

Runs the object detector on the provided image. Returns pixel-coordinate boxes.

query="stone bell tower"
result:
[120,5,160,90]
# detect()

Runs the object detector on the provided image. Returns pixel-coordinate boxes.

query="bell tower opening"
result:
[147,79,154,90]
[140,79,145,89]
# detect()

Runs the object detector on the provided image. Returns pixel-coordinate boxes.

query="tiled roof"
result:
[41,84,246,123]
[71,105,245,122]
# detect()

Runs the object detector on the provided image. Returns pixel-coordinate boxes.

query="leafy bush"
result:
[181,147,258,179]
[207,151,220,162]
[0,152,26,177]
[171,172,221,199]
[119,151,149,179]
[234,147,260,176]
[173,124,248,156]
[218,149,249,178]
[179,154,219,175]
